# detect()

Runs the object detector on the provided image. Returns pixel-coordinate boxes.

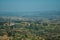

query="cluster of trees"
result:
[0,21,60,40]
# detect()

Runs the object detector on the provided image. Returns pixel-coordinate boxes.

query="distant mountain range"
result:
[0,11,60,17]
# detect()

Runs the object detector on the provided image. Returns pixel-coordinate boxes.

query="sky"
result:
[0,0,60,12]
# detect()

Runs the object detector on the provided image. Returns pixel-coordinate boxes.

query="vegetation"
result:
[0,16,60,40]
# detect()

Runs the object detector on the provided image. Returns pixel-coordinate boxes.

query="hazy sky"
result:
[0,0,60,12]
